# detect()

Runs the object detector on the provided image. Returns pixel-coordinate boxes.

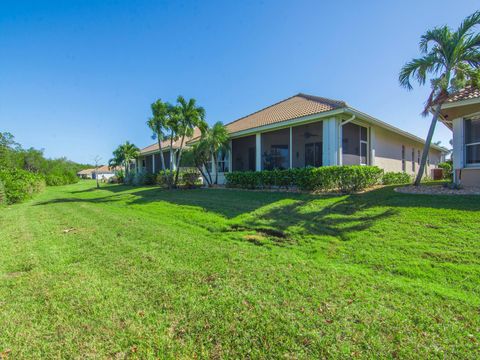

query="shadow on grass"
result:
[35,184,480,243]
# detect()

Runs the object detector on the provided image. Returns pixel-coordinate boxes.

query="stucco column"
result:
[289,127,293,169]
[370,127,376,166]
[171,150,176,171]
[323,117,340,166]
[452,117,464,184]
[255,133,262,171]
[152,153,156,173]
[228,140,233,172]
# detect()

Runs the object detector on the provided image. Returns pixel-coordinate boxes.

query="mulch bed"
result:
[395,185,480,196]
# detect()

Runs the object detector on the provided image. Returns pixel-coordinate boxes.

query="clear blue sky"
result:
[1,0,478,164]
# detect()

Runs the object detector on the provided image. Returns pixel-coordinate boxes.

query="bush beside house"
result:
[381,172,412,185]
[225,166,384,193]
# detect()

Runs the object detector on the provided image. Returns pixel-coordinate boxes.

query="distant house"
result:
[77,168,94,179]
[136,93,447,184]
[77,166,121,181]
[439,86,480,186]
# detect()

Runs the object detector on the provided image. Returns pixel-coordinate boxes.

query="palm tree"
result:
[147,99,170,173]
[399,10,480,185]
[191,141,213,186]
[173,96,207,185]
[109,141,139,175]
[203,121,230,185]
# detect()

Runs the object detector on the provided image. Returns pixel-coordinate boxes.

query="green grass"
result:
[0,181,479,359]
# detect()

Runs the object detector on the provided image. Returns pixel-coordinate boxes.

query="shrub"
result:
[116,169,125,183]
[44,173,78,186]
[181,169,201,188]
[0,179,6,205]
[437,161,453,180]
[132,170,146,186]
[382,172,412,185]
[156,171,175,188]
[124,171,135,185]
[226,166,383,193]
[0,168,46,204]
[144,172,157,185]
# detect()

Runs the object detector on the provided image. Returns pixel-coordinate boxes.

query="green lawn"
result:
[0,181,479,359]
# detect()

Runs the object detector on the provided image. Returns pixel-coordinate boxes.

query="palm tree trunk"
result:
[196,165,209,186]
[414,103,442,186]
[204,162,213,186]
[213,153,219,185]
[174,135,186,186]
[157,138,166,173]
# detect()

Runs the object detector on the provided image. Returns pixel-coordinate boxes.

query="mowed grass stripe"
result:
[0,181,479,358]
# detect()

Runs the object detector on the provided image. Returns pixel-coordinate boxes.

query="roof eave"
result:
[344,107,448,153]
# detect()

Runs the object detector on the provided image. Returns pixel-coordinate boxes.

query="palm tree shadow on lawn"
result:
[37,185,480,244]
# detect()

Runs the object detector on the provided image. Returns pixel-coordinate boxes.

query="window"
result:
[305,142,322,167]
[412,148,415,172]
[401,145,406,172]
[142,159,146,168]
[417,150,420,165]
[342,123,369,165]
[263,145,289,170]
[216,150,229,173]
[465,118,480,165]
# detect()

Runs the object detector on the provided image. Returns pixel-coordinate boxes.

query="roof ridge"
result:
[297,93,347,107]
[224,93,346,128]
[224,94,301,127]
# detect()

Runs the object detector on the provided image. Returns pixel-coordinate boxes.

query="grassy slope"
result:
[0,181,479,359]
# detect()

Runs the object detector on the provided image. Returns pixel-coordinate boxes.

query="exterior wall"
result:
[93,173,116,181]
[452,116,480,186]
[457,168,480,186]
[374,126,442,176]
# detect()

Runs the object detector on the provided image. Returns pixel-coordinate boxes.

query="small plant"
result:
[132,170,146,186]
[382,172,412,185]
[181,169,201,188]
[144,172,157,185]
[437,161,453,181]
[156,171,175,188]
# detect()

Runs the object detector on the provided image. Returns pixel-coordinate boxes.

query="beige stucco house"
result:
[439,86,480,186]
[136,93,446,184]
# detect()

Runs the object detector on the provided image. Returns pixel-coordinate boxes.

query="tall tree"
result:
[203,121,230,185]
[109,141,139,175]
[399,10,480,185]
[173,96,207,185]
[147,99,170,173]
[191,141,213,186]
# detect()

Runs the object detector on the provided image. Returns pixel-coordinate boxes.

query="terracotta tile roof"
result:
[77,165,121,175]
[225,93,346,134]
[446,86,480,103]
[140,127,202,155]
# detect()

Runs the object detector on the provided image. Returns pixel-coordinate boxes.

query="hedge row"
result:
[124,168,202,188]
[0,168,46,204]
[225,166,384,193]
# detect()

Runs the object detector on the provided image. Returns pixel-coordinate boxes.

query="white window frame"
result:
[360,140,368,165]
[216,150,230,173]
[464,118,480,166]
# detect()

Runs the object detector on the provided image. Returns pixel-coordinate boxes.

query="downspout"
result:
[338,114,356,165]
